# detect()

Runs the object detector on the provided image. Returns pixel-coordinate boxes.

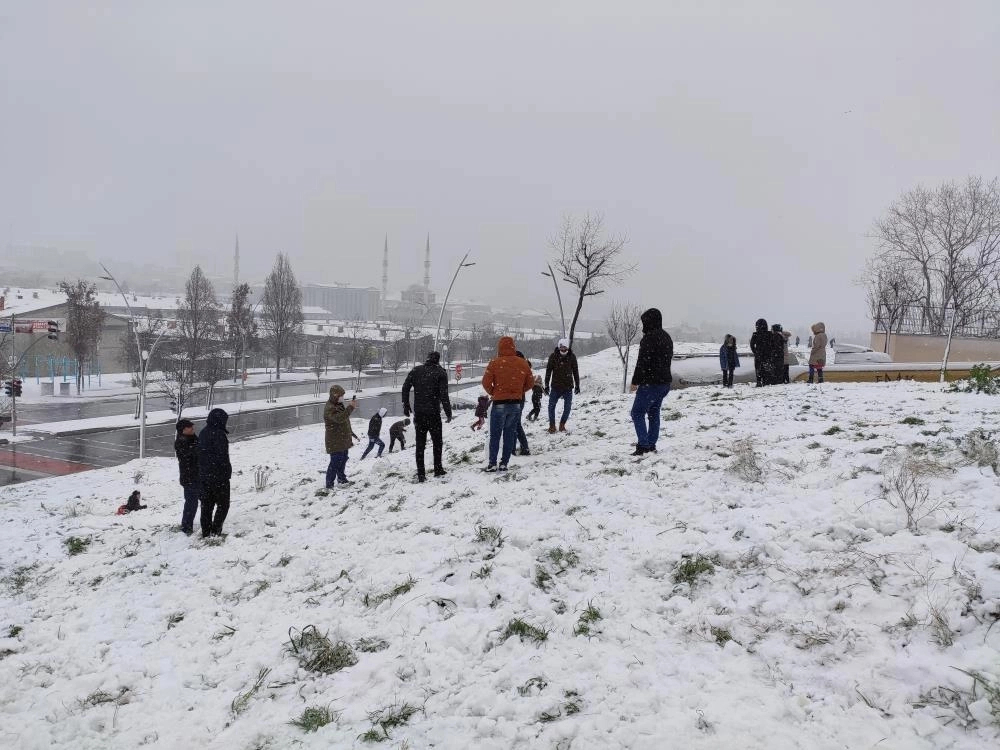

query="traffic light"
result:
[47,320,59,341]
[12,379,22,398]
[2,381,10,397]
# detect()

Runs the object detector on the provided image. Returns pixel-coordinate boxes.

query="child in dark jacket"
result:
[388,418,410,452]
[117,490,148,515]
[719,335,740,388]
[527,376,543,421]
[471,395,490,430]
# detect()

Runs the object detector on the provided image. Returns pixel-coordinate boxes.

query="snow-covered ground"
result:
[1,349,999,749]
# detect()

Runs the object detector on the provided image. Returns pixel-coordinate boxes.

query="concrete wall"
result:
[871,332,1000,363]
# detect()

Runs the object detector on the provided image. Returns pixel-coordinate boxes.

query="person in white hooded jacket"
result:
[361,407,388,458]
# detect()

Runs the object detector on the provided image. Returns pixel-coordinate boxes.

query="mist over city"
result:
[2,3,1000,749]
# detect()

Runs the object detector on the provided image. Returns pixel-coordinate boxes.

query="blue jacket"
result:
[719,345,740,371]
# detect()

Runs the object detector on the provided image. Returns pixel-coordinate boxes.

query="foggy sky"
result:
[2,1,998,333]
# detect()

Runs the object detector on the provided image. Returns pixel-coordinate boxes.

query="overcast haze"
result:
[2,1,998,333]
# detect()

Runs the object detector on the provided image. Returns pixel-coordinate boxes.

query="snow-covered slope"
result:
[2,349,999,749]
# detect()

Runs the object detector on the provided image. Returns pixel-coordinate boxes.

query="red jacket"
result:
[482,337,534,402]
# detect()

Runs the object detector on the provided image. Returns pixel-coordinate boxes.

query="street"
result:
[0,382,475,486]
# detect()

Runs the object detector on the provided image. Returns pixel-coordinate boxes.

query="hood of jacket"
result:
[497,336,516,357]
[811,322,825,335]
[425,351,441,365]
[640,308,663,334]
[206,408,229,432]
[377,407,387,417]
[328,384,346,401]
[755,318,769,332]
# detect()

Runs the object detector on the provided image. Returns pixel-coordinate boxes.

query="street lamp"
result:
[541,263,566,339]
[100,264,164,459]
[434,252,475,352]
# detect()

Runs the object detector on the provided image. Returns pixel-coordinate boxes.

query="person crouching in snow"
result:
[471,394,490,430]
[388,418,410,453]
[719,334,739,388]
[117,490,148,514]
[362,407,387,459]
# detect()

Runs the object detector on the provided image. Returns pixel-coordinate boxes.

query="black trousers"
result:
[200,483,230,536]
[721,368,735,388]
[388,434,405,452]
[527,400,542,421]
[414,413,443,476]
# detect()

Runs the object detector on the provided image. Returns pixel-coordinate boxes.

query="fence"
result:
[876,304,1000,339]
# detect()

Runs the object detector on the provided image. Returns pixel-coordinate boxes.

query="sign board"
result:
[0,323,11,333]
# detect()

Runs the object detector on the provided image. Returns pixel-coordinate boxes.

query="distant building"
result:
[401,283,436,306]
[299,284,381,321]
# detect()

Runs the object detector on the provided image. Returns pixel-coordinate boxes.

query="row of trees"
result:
[865,176,1000,378]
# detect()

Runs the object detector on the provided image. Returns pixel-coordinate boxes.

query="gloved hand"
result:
[544,387,550,396]
[574,387,580,395]
[403,404,411,418]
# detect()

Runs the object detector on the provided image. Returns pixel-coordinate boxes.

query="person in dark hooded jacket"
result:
[629,308,673,455]
[174,419,199,535]
[402,351,453,481]
[770,324,786,386]
[719,335,740,388]
[544,338,580,433]
[749,318,774,387]
[198,408,232,538]
[361,407,387,459]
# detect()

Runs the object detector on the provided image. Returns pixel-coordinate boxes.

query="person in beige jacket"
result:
[808,322,828,384]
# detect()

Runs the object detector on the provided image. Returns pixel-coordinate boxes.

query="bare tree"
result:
[310,335,333,395]
[347,320,373,391]
[605,302,643,393]
[873,177,1000,379]
[59,280,105,394]
[383,337,407,386]
[227,282,258,381]
[862,256,920,353]
[261,253,304,379]
[551,213,634,348]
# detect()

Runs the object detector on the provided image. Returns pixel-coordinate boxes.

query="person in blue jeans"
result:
[361,407,387,459]
[481,336,535,471]
[545,338,580,433]
[173,419,199,535]
[629,308,674,456]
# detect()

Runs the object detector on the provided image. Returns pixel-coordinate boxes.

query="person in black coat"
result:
[361,407,387,459]
[173,419,199,535]
[513,351,531,456]
[770,323,786,386]
[629,308,673,456]
[749,318,774,387]
[198,408,232,538]
[402,352,453,481]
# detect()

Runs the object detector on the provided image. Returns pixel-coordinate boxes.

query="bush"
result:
[287,626,357,674]
[948,363,1000,394]
[289,705,337,732]
[64,537,90,556]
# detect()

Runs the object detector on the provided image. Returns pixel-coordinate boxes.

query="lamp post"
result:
[541,264,566,339]
[433,252,475,352]
[100,264,165,459]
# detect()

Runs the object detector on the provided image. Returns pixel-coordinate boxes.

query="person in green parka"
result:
[324,385,357,488]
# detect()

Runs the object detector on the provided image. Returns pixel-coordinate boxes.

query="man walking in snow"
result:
[544,338,580,433]
[198,408,232,538]
[173,419,199,535]
[482,336,534,471]
[361,407,388,459]
[402,352,453,482]
[629,308,673,456]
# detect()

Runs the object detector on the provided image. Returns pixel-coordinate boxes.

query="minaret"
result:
[381,235,389,305]
[233,233,240,289]
[423,233,431,304]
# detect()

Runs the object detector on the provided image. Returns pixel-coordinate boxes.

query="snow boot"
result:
[548,423,557,434]
[483,464,497,473]
[433,467,447,478]
[559,422,567,432]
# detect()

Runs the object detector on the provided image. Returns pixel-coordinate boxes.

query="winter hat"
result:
[378,407,387,417]
[558,338,570,350]
[771,323,782,333]
[329,384,346,400]
[426,351,441,365]
[176,419,194,433]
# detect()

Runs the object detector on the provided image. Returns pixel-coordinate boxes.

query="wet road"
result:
[1,383,476,487]
[15,366,484,424]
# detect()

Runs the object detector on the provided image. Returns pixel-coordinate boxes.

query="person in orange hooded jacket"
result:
[481,336,534,471]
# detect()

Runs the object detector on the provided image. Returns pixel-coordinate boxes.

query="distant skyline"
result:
[2,1,998,334]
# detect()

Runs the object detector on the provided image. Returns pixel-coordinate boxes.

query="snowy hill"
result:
[2,349,999,749]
